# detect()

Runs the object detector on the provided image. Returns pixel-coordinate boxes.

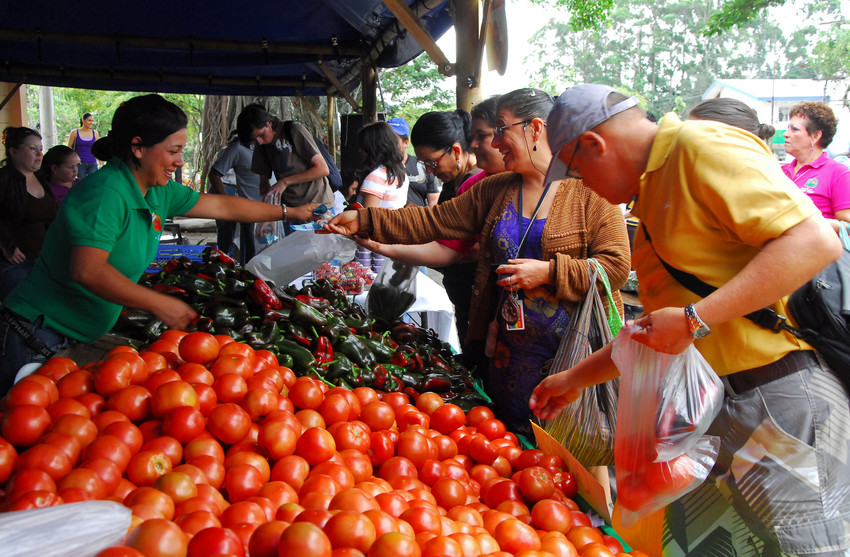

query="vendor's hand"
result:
[529,369,584,421]
[264,180,288,205]
[288,203,321,222]
[5,247,25,264]
[495,259,549,292]
[318,210,361,236]
[150,294,199,331]
[256,221,275,239]
[629,307,694,354]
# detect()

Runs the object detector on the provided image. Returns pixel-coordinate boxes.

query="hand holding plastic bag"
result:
[611,324,723,527]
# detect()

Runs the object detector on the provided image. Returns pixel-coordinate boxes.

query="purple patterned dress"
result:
[490,201,570,440]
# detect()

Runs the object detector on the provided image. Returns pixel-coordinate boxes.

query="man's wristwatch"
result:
[684,303,711,338]
[281,204,287,221]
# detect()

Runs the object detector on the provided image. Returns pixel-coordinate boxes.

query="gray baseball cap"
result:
[544,84,638,184]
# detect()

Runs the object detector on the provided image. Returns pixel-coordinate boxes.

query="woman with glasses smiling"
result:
[0,127,58,301]
[323,88,630,440]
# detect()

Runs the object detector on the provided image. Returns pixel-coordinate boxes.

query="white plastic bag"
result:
[246,231,356,287]
[0,501,131,557]
[611,324,723,527]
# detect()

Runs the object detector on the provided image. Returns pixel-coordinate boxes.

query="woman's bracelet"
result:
[281,204,287,221]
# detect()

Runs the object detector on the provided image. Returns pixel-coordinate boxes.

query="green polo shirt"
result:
[6,158,199,342]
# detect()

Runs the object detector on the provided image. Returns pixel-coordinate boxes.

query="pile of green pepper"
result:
[114,247,491,409]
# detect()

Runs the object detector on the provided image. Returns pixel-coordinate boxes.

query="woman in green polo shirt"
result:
[0,94,317,395]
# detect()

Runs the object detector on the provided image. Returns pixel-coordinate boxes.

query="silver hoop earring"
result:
[457,162,461,170]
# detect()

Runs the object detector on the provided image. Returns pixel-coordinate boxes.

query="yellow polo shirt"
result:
[631,114,819,375]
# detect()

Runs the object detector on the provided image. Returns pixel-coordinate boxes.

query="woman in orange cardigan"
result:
[324,88,631,439]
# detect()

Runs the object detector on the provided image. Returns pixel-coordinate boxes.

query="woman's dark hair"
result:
[410,110,474,152]
[471,96,501,127]
[496,88,555,122]
[237,104,274,146]
[1,126,41,167]
[358,121,406,186]
[689,98,760,133]
[91,95,188,166]
[80,113,93,127]
[39,145,77,181]
[789,101,838,148]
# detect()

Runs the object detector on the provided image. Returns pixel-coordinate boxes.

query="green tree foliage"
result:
[379,56,455,124]
[26,87,204,187]
[813,27,850,104]
[525,0,841,117]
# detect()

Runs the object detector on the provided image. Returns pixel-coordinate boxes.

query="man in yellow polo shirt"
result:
[530,85,850,555]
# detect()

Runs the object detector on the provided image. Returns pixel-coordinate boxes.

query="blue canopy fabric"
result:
[0,0,452,96]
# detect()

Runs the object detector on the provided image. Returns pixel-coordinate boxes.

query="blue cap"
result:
[387,117,410,137]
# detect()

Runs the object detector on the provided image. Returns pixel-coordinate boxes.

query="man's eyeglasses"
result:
[564,142,582,179]
[422,148,450,169]
[493,120,530,137]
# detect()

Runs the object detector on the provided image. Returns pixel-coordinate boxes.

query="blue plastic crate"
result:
[146,244,207,273]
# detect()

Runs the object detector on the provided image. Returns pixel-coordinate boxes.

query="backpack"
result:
[283,121,343,191]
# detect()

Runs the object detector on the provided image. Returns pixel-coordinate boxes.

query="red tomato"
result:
[174,510,220,536]
[84,434,132,471]
[271,454,310,490]
[467,435,498,465]
[150,380,199,418]
[241,387,278,421]
[144,369,181,394]
[192,383,218,415]
[257,420,297,460]
[56,467,106,499]
[93,358,133,397]
[324,510,378,553]
[339,448,373,483]
[143,436,183,468]
[431,477,468,509]
[56,369,94,399]
[644,454,696,495]
[518,466,556,502]
[213,373,248,403]
[296,426,336,466]
[224,462,265,502]
[6,490,63,510]
[49,413,97,447]
[81,457,123,495]
[109,351,149,386]
[278,522,332,557]
[361,401,396,431]
[368,431,396,466]
[4,379,51,408]
[367,531,421,557]
[210,354,254,380]
[35,357,77,383]
[207,402,252,445]
[396,431,437,469]
[186,526,246,557]
[125,518,188,557]
[289,378,325,410]
[125,486,177,520]
[161,406,205,444]
[248,520,289,557]
[414,392,445,415]
[0,437,18,483]
[126,449,172,486]
[530,498,572,532]
[106,385,152,422]
[514,449,545,471]
[15,443,72,480]
[153,471,198,504]
[1,404,51,447]
[47,398,90,420]
[566,525,604,551]
[177,362,214,385]
[178,332,220,364]
[429,404,466,434]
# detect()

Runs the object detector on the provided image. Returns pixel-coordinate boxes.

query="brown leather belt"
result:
[725,350,818,394]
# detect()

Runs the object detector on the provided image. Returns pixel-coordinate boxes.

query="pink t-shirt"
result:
[360,165,409,209]
[436,170,489,254]
[782,153,850,219]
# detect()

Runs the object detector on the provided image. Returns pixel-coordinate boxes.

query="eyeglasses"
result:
[564,142,582,179]
[422,148,450,169]
[493,120,530,137]
[25,145,43,155]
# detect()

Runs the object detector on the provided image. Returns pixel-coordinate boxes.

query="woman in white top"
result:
[355,121,409,270]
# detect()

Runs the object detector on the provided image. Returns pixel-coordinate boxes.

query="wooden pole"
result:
[454,0,482,111]
[361,63,378,123]
[327,95,337,161]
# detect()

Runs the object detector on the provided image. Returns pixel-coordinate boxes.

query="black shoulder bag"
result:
[641,223,850,387]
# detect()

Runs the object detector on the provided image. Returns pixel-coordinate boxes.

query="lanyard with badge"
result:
[501,181,554,330]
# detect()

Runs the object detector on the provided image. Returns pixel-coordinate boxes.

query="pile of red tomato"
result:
[0,329,648,557]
